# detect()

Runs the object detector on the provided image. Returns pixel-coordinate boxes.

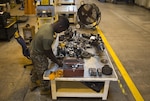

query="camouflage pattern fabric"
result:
[30,51,49,88]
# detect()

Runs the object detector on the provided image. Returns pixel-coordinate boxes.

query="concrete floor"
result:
[0,0,150,101]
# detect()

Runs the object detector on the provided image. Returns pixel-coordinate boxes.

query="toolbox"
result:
[62,58,84,77]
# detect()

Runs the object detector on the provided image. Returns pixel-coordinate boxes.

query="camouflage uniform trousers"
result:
[30,51,49,88]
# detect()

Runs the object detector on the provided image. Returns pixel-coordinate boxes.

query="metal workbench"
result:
[43,29,118,100]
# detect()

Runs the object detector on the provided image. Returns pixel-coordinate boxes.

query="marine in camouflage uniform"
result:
[29,16,69,93]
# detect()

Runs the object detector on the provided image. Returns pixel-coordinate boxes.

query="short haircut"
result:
[58,15,70,30]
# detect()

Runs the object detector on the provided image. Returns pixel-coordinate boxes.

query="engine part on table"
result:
[73,30,82,38]
[84,43,91,48]
[82,33,91,39]
[72,31,82,42]
[74,48,82,58]
[57,45,66,57]
[68,50,75,57]
[62,58,84,77]
[101,59,108,64]
[97,42,105,52]
[102,65,113,75]
[90,35,105,52]
[64,42,81,58]
[81,51,94,59]
[89,68,97,76]
[77,3,101,28]
[97,68,102,77]
[64,27,73,36]
[81,82,104,92]
[59,27,74,41]
[58,31,101,58]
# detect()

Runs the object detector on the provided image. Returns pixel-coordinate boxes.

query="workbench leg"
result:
[102,81,110,100]
[51,80,57,100]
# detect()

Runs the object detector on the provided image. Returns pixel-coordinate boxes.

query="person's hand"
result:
[57,60,63,67]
